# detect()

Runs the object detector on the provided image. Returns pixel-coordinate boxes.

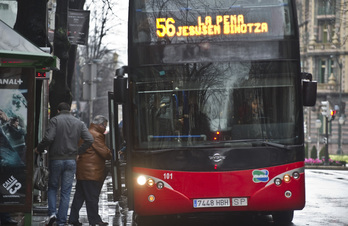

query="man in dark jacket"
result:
[68,115,112,226]
[35,102,94,226]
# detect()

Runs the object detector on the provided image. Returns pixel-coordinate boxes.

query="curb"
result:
[305,165,348,170]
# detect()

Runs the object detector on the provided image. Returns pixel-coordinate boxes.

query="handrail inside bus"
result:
[137,85,293,94]
[148,135,207,141]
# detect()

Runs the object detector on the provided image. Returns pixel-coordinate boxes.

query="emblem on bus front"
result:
[209,153,226,163]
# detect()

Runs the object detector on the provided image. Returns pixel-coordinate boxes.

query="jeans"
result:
[47,159,76,225]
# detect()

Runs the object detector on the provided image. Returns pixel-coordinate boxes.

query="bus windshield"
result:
[132,61,301,150]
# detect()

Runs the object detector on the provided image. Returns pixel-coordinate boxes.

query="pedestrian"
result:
[35,102,94,226]
[68,115,112,226]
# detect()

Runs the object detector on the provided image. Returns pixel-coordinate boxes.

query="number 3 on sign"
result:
[164,173,173,180]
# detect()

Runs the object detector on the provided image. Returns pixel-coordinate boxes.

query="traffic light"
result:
[321,101,330,117]
[330,109,337,121]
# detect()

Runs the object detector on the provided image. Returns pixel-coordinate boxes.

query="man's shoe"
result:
[47,215,56,226]
[1,218,18,225]
[68,221,82,226]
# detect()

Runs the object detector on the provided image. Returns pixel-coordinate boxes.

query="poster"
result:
[0,68,28,205]
[68,9,90,45]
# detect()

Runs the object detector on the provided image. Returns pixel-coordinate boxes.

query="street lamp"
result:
[337,116,345,155]
[331,55,343,155]
[315,119,322,158]
[82,59,101,125]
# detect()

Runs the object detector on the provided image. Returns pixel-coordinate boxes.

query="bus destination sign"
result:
[156,14,269,38]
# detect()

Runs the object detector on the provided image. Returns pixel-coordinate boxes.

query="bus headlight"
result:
[148,195,155,202]
[283,174,291,183]
[293,171,300,179]
[157,181,164,189]
[274,178,282,186]
[147,178,155,187]
[137,176,147,186]
[285,190,292,198]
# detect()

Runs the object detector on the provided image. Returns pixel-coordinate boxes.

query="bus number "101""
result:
[164,173,173,180]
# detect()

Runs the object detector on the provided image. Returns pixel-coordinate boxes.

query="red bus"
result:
[109,0,317,224]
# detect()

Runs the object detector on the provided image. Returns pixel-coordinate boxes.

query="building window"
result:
[318,0,336,15]
[318,58,334,83]
[317,19,335,43]
[0,3,9,10]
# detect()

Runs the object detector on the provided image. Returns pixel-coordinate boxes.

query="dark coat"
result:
[37,110,94,160]
[76,123,112,182]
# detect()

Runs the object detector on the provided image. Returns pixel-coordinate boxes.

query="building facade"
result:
[297,0,348,156]
[0,0,17,27]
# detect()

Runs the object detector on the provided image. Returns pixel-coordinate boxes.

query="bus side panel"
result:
[133,162,305,216]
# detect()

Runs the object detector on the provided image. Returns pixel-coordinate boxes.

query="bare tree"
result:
[14,0,121,121]
[49,0,87,117]
[76,0,122,122]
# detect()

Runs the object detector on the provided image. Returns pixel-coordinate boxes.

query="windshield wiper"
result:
[261,140,287,149]
[260,140,305,151]
[214,139,297,151]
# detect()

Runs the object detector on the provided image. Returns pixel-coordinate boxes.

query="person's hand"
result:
[34,147,39,154]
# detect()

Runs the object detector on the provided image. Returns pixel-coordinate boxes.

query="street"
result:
[117,169,348,226]
[292,169,348,226]
[29,169,348,226]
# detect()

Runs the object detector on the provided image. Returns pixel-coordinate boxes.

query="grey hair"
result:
[92,115,108,125]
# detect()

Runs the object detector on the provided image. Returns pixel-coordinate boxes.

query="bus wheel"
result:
[272,210,294,225]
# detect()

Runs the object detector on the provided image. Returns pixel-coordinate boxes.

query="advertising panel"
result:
[68,9,90,45]
[0,67,32,208]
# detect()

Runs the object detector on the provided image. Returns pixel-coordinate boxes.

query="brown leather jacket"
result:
[76,123,112,182]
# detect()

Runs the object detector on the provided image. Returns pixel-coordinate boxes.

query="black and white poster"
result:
[68,9,90,45]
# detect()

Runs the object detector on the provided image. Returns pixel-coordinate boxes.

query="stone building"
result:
[297,0,348,156]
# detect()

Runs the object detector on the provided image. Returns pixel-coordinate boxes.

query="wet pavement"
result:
[32,176,127,226]
[7,168,348,226]
[9,175,128,226]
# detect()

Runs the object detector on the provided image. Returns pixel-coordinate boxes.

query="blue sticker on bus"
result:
[252,170,269,183]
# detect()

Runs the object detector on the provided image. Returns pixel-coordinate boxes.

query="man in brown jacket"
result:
[68,115,112,226]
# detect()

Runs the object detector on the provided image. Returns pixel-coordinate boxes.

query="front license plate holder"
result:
[193,198,230,208]
[232,197,248,206]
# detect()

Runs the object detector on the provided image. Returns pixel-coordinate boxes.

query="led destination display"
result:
[156,15,269,37]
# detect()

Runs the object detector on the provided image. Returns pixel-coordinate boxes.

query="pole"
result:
[324,116,329,165]
[317,128,320,158]
[338,122,342,155]
[337,59,342,154]
[89,62,97,125]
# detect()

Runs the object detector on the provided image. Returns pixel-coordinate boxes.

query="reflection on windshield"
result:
[132,61,300,149]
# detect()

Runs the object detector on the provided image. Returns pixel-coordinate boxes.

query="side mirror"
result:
[114,76,127,104]
[114,66,128,104]
[301,73,317,107]
[116,66,128,76]
[303,80,317,106]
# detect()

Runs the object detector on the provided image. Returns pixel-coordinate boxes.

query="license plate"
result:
[193,198,230,208]
[232,197,248,206]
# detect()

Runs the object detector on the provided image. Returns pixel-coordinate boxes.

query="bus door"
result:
[107,91,123,200]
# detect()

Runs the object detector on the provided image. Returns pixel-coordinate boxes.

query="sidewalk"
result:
[305,164,347,170]
[305,165,347,170]
[10,175,122,226]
